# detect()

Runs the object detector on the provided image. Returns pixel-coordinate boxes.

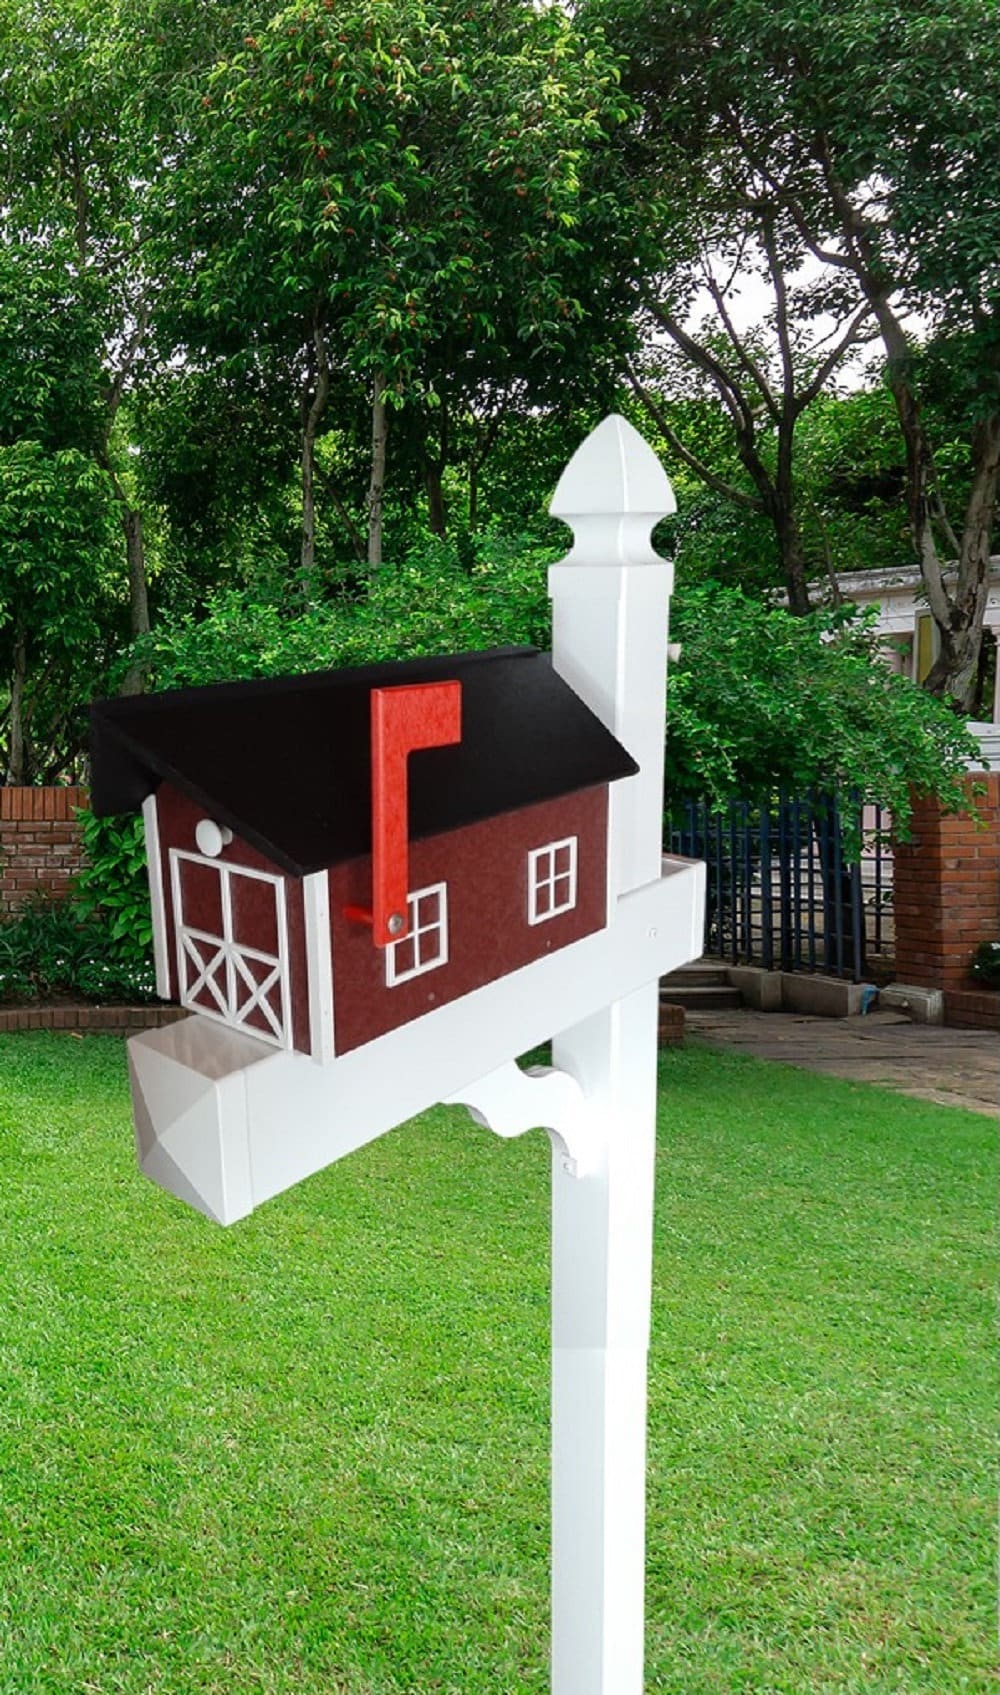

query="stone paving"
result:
[684,1006,999,1118]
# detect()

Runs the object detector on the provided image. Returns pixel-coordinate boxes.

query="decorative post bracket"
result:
[446,1061,596,1178]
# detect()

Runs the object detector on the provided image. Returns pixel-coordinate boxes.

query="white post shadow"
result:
[548,414,675,1695]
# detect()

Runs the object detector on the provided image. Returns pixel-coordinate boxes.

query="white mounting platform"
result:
[128,855,704,1225]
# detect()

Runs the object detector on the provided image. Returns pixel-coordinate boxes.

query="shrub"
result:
[72,810,153,975]
[0,894,156,1005]
[125,553,980,847]
[969,940,1000,987]
[665,587,981,839]
[123,529,554,693]
[89,538,980,955]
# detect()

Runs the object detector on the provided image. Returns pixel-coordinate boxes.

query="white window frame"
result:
[169,848,293,1050]
[527,836,578,926]
[385,882,449,987]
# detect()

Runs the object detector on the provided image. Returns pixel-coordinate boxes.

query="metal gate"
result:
[668,793,892,982]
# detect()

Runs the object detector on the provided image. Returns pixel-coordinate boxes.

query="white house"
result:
[835,559,1000,768]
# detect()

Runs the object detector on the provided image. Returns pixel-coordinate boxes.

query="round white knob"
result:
[195,819,232,858]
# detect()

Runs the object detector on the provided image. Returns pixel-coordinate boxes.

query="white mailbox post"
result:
[122,415,705,1695]
[548,415,680,1695]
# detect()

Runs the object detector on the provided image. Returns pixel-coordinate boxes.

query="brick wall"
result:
[893,773,1000,1029]
[0,788,89,917]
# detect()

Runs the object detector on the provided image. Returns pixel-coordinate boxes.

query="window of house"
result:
[385,882,449,986]
[527,837,578,925]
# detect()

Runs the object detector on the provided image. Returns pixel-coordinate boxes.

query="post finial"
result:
[549,414,676,567]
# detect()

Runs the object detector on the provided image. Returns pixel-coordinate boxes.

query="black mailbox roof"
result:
[90,646,639,875]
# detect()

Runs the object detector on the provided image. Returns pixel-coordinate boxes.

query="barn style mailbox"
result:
[91,416,705,1695]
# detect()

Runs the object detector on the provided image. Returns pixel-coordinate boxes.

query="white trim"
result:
[528,837,578,925]
[128,855,706,1225]
[385,882,449,986]
[834,557,1000,598]
[303,871,335,1064]
[142,794,171,999]
[169,850,293,1051]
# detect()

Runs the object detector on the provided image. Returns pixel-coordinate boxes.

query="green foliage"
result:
[132,363,302,606]
[969,942,1000,989]
[130,530,554,690]
[186,0,633,381]
[2,839,161,999]
[0,894,155,1004]
[141,0,638,576]
[128,536,977,838]
[664,586,979,836]
[0,243,108,454]
[589,0,999,699]
[72,810,154,971]
[0,441,123,780]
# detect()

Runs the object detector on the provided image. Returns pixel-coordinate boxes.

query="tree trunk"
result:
[771,498,811,617]
[426,460,447,536]
[118,508,152,696]
[923,410,1000,714]
[98,435,153,697]
[7,625,28,785]
[325,478,367,565]
[466,405,505,534]
[300,318,332,599]
[886,357,999,713]
[367,372,388,571]
[818,186,999,712]
[737,428,811,615]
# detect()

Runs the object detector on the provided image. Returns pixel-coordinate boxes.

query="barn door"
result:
[169,850,292,1049]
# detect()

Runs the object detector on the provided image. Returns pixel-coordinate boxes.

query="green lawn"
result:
[0,1034,994,1695]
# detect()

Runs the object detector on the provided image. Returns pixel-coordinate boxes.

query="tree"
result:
[638,386,921,597]
[0,243,107,455]
[0,0,157,673]
[624,227,875,616]
[588,0,999,710]
[0,0,265,689]
[133,361,303,609]
[586,0,878,614]
[0,443,121,782]
[158,0,635,578]
[753,0,999,712]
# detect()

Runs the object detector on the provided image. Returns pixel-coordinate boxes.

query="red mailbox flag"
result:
[346,680,462,947]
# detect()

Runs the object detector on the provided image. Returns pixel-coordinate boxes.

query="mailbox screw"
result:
[387,912,405,935]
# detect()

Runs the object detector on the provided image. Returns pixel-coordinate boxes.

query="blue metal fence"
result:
[668,792,893,982]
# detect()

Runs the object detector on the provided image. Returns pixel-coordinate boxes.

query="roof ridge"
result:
[93,645,540,718]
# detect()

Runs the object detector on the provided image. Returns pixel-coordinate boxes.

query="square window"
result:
[386,883,448,986]
[527,837,578,925]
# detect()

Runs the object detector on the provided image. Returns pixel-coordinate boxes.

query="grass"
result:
[0,1033,994,1695]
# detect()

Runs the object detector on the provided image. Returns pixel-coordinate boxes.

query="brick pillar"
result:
[893,773,1000,1028]
[0,787,89,916]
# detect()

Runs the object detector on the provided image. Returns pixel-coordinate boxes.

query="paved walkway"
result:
[685,1006,998,1118]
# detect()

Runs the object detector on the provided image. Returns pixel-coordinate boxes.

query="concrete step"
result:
[661,961,731,990]
[660,984,744,1012]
